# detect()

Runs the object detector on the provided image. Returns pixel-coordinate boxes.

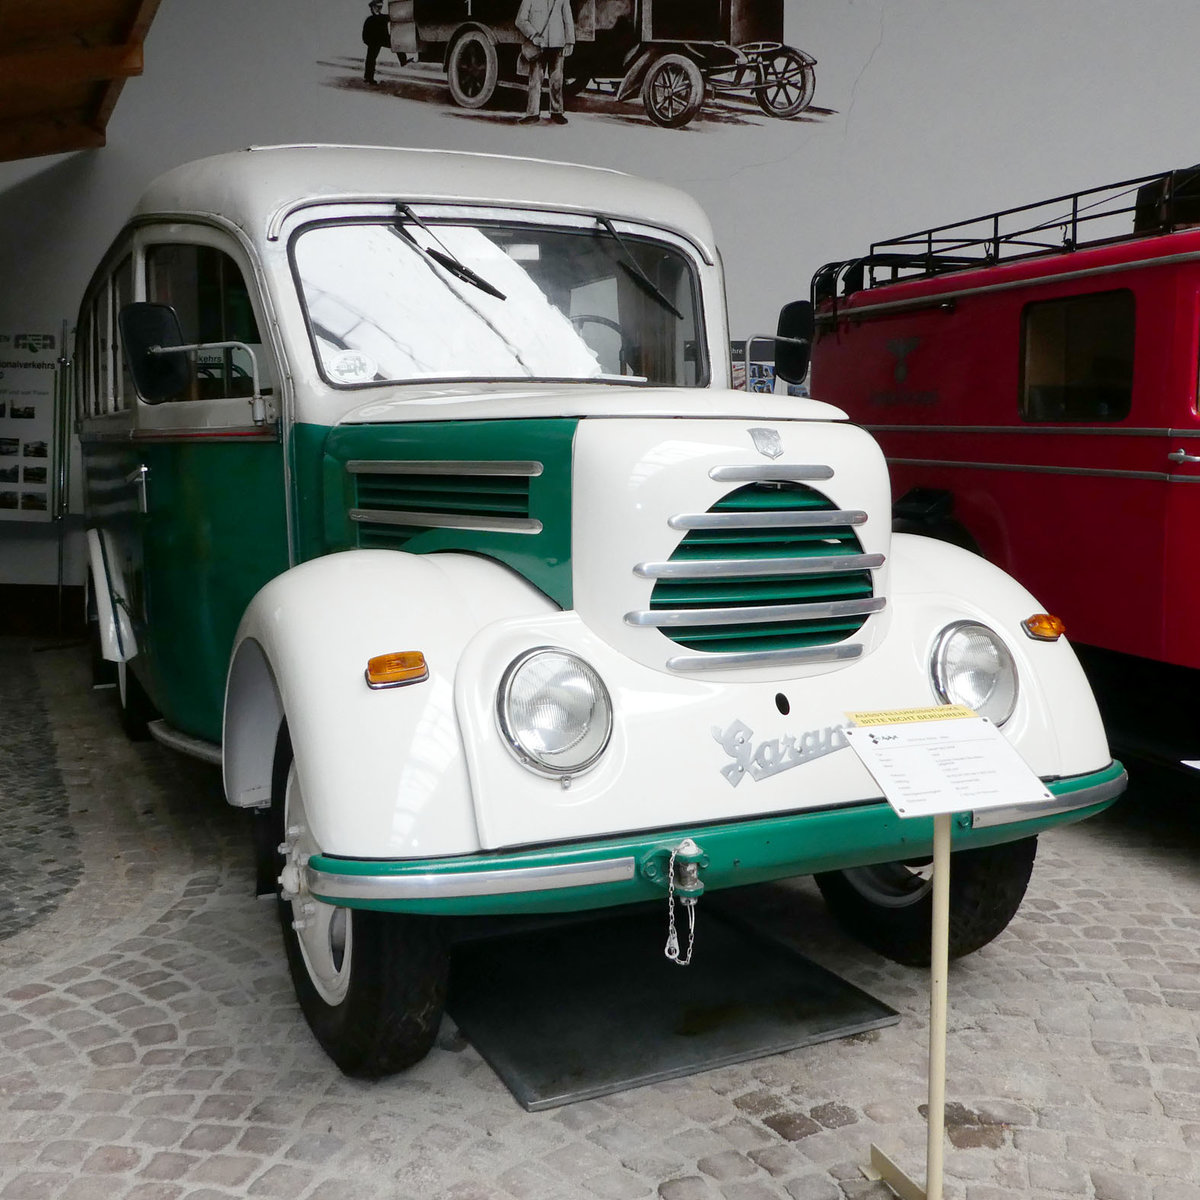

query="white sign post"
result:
[843,706,1052,1200]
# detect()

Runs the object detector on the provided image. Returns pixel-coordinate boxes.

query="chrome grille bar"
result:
[635,553,884,580]
[709,464,834,483]
[667,643,864,672]
[625,596,886,628]
[668,509,866,531]
[350,508,543,534]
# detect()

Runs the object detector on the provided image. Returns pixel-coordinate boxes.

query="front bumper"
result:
[306,760,1125,914]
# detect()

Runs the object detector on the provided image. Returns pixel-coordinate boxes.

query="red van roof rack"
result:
[813,165,1200,308]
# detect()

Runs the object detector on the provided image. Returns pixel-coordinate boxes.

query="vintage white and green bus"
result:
[76,145,1124,1077]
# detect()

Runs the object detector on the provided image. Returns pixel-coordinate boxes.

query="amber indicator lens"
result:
[1021,613,1066,641]
[365,651,429,688]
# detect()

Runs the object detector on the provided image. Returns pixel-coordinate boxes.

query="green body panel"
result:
[309,761,1124,914]
[292,419,578,608]
[85,436,289,743]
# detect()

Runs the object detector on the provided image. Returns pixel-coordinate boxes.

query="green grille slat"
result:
[647,482,880,656]
[353,470,533,531]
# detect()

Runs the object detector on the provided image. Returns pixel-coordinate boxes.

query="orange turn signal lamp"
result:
[1021,613,1066,642]
[365,651,429,689]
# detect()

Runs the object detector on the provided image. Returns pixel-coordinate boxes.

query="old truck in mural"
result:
[390,0,816,126]
[77,144,1122,1078]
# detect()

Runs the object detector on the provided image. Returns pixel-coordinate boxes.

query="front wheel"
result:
[814,837,1037,966]
[753,46,816,118]
[641,54,705,128]
[447,29,499,109]
[272,730,448,1077]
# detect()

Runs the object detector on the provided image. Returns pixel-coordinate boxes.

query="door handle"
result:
[1168,449,1200,464]
[126,464,149,514]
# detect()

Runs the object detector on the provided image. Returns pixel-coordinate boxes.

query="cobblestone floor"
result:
[3,638,1200,1199]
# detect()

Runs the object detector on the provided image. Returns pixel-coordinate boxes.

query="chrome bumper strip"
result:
[306,855,637,902]
[972,768,1128,829]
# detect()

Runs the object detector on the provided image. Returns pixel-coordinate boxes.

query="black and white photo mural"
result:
[333,0,825,129]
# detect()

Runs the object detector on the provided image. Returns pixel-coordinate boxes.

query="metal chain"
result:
[664,847,697,966]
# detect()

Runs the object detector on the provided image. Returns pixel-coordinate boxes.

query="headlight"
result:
[497,648,613,777]
[931,621,1018,725]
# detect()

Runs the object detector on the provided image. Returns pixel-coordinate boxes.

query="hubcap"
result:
[280,765,353,1006]
[841,860,934,909]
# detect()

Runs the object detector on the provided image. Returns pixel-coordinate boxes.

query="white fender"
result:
[222,549,556,859]
[888,532,1111,775]
[86,528,135,662]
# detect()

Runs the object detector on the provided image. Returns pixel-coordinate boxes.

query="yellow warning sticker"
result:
[845,704,977,727]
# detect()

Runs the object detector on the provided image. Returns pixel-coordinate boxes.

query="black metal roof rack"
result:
[813,165,1200,310]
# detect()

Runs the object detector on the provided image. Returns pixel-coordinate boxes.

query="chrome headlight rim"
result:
[496,645,614,779]
[931,619,1019,727]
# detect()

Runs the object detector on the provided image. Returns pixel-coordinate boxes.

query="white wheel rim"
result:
[285,765,353,1006]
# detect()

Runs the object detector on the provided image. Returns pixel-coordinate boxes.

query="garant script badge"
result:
[748,427,783,459]
[713,719,848,787]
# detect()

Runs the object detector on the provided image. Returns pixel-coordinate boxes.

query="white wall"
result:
[3,0,1200,584]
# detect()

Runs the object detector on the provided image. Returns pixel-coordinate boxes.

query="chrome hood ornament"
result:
[748,427,784,459]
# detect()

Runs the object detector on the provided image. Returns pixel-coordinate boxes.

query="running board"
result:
[147,719,222,765]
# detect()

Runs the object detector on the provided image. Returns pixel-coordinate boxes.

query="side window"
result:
[145,244,264,401]
[113,255,135,410]
[96,282,112,412]
[1021,290,1134,422]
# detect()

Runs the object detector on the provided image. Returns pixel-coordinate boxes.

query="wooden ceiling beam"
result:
[0,118,106,165]
[0,42,144,91]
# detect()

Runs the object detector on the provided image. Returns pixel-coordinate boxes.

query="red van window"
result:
[1020,289,1134,422]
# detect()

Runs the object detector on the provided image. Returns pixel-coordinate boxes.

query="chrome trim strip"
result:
[635,553,884,579]
[626,596,886,628]
[667,643,864,672]
[347,459,544,476]
[668,509,867,530]
[147,720,222,766]
[971,769,1127,829]
[710,464,835,483]
[865,424,1188,438]
[885,457,1167,483]
[306,856,637,901]
[350,508,543,534]
[829,248,1200,319]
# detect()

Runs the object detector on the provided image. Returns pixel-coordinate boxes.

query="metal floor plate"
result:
[446,906,899,1111]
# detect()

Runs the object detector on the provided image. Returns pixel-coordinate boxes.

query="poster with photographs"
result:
[0,331,59,522]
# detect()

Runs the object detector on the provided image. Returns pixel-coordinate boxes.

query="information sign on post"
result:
[843,705,1052,1200]
[0,330,60,523]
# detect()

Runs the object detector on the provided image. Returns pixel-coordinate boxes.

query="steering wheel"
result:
[570,313,634,375]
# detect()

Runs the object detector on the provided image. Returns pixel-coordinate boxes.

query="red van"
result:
[797,166,1200,768]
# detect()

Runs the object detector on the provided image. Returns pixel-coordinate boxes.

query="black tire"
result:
[814,837,1037,966]
[117,660,155,740]
[447,29,498,109]
[271,728,448,1078]
[753,46,815,118]
[641,54,705,128]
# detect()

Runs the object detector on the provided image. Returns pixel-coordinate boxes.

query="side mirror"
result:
[774,299,814,385]
[118,303,191,402]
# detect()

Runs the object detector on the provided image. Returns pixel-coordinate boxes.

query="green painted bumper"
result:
[306,760,1126,915]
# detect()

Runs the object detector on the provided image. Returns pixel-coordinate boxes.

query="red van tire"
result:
[814,836,1037,966]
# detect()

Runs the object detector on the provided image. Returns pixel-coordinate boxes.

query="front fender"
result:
[223,550,556,858]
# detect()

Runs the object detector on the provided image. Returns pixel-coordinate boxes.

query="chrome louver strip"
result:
[667,643,864,672]
[635,553,885,579]
[625,596,886,629]
[709,464,835,483]
[349,508,543,534]
[346,459,544,476]
[668,509,867,531]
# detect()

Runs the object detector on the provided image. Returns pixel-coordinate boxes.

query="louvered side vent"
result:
[628,482,886,671]
[348,460,543,547]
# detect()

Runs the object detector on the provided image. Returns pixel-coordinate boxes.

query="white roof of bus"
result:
[134,144,717,258]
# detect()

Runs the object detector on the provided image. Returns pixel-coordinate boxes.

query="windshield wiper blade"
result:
[597,216,683,320]
[394,204,507,301]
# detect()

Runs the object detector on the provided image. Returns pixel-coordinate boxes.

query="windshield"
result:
[291,214,706,387]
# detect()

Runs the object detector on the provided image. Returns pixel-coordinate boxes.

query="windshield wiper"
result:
[596,216,683,320]
[394,204,507,301]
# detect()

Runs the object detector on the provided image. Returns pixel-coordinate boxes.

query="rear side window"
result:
[1021,290,1134,422]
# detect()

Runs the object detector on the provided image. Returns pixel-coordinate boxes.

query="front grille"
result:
[628,481,885,666]
[348,459,543,547]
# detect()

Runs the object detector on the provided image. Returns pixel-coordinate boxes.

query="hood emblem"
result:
[749,427,783,459]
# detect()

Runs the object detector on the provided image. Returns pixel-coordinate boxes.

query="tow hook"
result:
[641,837,707,966]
